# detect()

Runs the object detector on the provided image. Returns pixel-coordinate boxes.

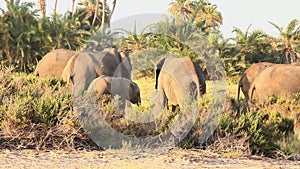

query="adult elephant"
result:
[34,49,77,79]
[237,62,275,101]
[62,48,132,94]
[156,57,206,95]
[155,56,206,111]
[249,63,300,102]
[87,76,141,115]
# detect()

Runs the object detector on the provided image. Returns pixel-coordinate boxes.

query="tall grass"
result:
[0,67,299,157]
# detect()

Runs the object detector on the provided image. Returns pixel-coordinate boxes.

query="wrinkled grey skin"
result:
[87,76,141,115]
[62,48,132,95]
[155,56,205,111]
[156,57,206,95]
[237,62,275,101]
[249,63,300,102]
[248,63,300,140]
[34,49,77,79]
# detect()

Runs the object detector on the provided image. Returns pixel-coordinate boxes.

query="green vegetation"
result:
[0,0,299,158]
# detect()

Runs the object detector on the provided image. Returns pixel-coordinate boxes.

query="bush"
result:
[0,67,96,150]
[217,109,294,157]
[0,67,72,127]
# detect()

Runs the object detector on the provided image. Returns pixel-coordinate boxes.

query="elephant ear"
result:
[193,61,206,95]
[120,51,132,71]
[62,52,79,84]
[155,58,166,89]
[105,47,122,63]
[120,52,132,79]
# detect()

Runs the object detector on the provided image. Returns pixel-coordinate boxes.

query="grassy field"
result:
[0,67,299,158]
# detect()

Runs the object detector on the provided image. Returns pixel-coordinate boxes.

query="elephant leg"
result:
[152,90,167,118]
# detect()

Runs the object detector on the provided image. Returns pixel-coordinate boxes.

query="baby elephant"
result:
[87,76,141,114]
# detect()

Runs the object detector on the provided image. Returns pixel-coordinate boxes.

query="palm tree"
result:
[269,19,300,63]
[92,0,99,27]
[231,25,273,63]
[117,22,152,53]
[39,0,46,17]
[194,4,222,33]
[54,0,58,15]
[78,0,110,29]
[84,0,88,9]
[168,0,222,34]
[99,0,106,31]
[71,0,75,14]
[168,0,194,21]
[109,0,117,20]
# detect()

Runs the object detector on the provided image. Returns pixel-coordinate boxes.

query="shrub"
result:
[216,97,296,157]
[0,68,72,127]
[0,67,95,150]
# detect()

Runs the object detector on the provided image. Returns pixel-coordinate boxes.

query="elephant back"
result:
[87,76,110,99]
[249,64,300,101]
[35,49,77,79]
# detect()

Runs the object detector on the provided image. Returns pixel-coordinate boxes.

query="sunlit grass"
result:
[133,75,239,109]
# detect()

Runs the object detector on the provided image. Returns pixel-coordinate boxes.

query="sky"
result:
[0,0,299,38]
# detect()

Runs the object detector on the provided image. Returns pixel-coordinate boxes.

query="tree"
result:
[219,25,279,76]
[168,0,222,34]
[168,0,194,21]
[99,0,106,31]
[54,0,58,15]
[117,22,152,53]
[77,0,111,29]
[194,3,222,33]
[109,0,117,20]
[39,0,46,17]
[71,0,75,14]
[269,19,300,63]
[230,25,275,63]
[92,0,99,27]
[1,0,42,72]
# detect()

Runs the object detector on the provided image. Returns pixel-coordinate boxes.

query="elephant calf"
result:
[62,48,132,94]
[87,76,141,115]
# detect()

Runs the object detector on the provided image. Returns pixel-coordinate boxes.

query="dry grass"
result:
[0,67,299,158]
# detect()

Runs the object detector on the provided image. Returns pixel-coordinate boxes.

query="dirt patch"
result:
[1,149,299,169]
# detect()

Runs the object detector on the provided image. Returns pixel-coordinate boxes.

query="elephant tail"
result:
[62,52,80,84]
[34,69,39,77]
[237,82,241,101]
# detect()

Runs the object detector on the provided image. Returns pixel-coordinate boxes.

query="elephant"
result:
[62,48,132,94]
[156,57,206,95]
[34,49,77,79]
[237,62,275,101]
[249,63,300,102]
[87,76,141,115]
[155,56,206,111]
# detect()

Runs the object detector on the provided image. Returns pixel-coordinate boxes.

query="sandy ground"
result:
[0,149,300,169]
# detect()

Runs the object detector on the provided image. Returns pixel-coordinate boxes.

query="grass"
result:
[0,67,299,158]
